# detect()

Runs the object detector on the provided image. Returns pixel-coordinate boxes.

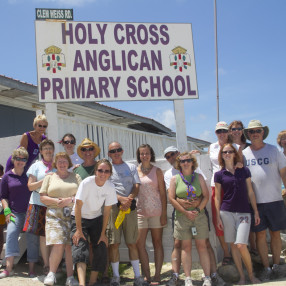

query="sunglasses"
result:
[216,129,228,134]
[81,147,94,152]
[108,148,123,154]
[165,152,176,160]
[63,140,75,145]
[179,158,193,164]
[248,129,262,134]
[38,124,47,128]
[231,127,242,131]
[97,169,111,174]
[222,150,234,155]
[14,157,28,162]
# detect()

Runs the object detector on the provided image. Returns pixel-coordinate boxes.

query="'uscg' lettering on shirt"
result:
[245,157,269,166]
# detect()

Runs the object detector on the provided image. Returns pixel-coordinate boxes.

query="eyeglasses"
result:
[97,169,111,174]
[222,150,234,155]
[63,140,75,145]
[14,157,28,162]
[248,129,263,134]
[38,124,47,128]
[231,127,242,131]
[179,158,193,164]
[81,147,94,152]
[108,148,123,154]
[165,152,176,160]
[216,129,228,134]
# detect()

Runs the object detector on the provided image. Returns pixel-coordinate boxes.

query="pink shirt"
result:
[137,166,162,217]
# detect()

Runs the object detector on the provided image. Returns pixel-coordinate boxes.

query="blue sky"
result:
[0,0,285,148]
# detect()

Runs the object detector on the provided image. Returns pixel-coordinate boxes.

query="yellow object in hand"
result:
[115,208,131,229]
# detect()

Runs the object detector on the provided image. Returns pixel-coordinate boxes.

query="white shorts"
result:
[137,214,163,229]
[220,210,250,245]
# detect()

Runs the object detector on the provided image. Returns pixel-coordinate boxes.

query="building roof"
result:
[0,74,210,149]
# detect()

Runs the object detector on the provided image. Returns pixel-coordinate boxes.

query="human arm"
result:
[72,199,86,246]
[118,183,140,211]
[246,177,260,226]
[98,205,112,246]
[157,168,167,226]
[0,176,15,223]
[280,167,286,190]
[168,176,198,221]
[214,182,224,230]
[197,174,209,211]
[19,132,28,149]
[28,174,44,191]
[1,199,15,223]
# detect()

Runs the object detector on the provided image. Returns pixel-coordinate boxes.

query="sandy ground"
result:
[1,261,286,286]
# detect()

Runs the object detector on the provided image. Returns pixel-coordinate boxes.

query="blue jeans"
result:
[5,212,39,262]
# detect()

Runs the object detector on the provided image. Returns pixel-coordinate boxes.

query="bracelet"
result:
[195,207,201,213]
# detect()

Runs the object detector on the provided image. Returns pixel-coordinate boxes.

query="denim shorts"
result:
[5,212,39,261]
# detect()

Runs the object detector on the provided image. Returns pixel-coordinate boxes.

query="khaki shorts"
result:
[137,214,163,229]
[107,205,138,245]
[174,211,209,240]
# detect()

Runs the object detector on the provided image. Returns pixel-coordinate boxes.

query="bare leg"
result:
[65,245,74,277]
[249,232,257,252]
[49,245,65,273]
[256,230,269,268]
[218,235,231,258]
[136,228,150,281]
[195,239,210,277]
[109,243,120,263]
[5,256,14,272]
[230,243,245,284]
[206,239,217,274]
[77,262,86,285]
[172,239,181,274]
[269,230,282,265]
[89,271,99,285]
[127,243,139,261]
[40,236,50,268]
[181,240,192,277]
[150,228,164,281]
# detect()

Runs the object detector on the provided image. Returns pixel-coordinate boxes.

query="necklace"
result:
[179,172,196,199]
[141,164,152,174]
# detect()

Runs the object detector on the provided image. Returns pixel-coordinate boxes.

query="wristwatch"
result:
[195,207,200,213]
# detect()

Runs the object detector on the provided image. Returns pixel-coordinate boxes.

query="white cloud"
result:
[153,109,176,131]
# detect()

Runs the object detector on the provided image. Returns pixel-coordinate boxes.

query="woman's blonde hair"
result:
[175,152,198,172]
[33,114,48,128]
[277,130,286,147]
[11,147,29,163]
[53,152,73,169]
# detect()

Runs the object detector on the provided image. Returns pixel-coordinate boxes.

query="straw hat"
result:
[77,138,101,159]
[243,120,269,141]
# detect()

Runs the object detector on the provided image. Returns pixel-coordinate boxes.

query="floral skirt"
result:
[23,204,46,236]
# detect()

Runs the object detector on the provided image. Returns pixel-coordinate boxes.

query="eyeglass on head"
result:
[179,158,193,164]
[81,147,94,152]
[222,150,234,155]
[216,129,228,134]
[231,127,242,131]
[14,157,28,162]
[108,148,123,154]
[165,152,177,160]
[248,129,262,134]
[97,169,111,174]
[63,140,75,145]
[38,124,47,128]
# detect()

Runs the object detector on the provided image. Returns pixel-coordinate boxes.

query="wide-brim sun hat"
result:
[215,121,228,131]
[243,120,269,141]
[77,138,101,159]
[164,146,179,157]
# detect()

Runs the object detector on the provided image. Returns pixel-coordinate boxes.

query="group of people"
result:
[0,114,285,286]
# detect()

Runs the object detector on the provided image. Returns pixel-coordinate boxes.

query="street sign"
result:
[36,8,73,20]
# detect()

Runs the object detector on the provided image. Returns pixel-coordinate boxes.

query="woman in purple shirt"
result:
[5,114,48,173]
[0,147,38,279]
[214,143,260,285]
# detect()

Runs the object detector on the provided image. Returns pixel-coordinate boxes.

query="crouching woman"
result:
[71,159,117,286]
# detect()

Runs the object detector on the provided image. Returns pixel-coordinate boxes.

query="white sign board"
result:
[35,21,198,102]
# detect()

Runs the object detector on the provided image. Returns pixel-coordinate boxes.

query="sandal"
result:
[222,257,232,265]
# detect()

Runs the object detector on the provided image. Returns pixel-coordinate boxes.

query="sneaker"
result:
[272,264,284,278]
[211,273,226,286]
[0,270,14,279]
[110,276,120,286]
[184,277,193,286]
[259,267,272,282]
[167,273,179,286]
[134,276,149,286]
[44,272,57,285]
[66,276,79,286]
[202,276,211,286]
